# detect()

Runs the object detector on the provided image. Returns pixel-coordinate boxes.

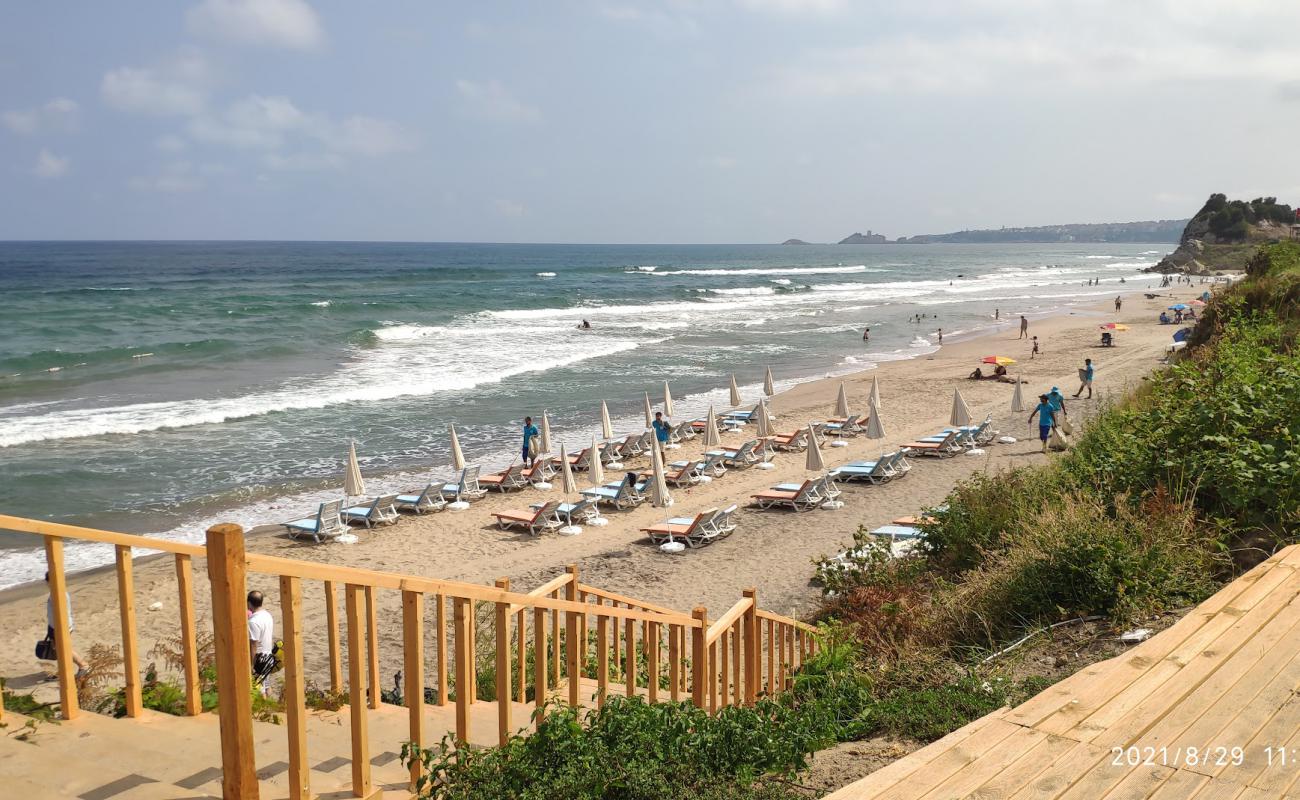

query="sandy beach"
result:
[0,284,1210,698]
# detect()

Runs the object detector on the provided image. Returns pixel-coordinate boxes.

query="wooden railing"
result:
[0,514,817,800]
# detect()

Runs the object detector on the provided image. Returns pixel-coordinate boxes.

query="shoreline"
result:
[0,282,1209,698]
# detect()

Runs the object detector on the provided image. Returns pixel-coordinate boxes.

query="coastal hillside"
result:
[898,218,1186,244]
[1148,193,1296,274]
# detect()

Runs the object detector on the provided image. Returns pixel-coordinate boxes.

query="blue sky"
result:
[2,0,1298,242]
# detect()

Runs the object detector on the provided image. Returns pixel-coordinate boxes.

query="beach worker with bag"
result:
[1028,394,1056,454]
[521,416,540,468]
[1074,358,1095,399]
[1048,386,1072,437]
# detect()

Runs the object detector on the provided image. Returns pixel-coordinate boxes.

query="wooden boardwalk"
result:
[827,545,1300,799]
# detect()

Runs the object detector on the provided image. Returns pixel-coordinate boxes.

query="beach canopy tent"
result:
[981,355,1016,366]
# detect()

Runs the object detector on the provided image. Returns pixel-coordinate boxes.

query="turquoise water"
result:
[0,241,1171,587]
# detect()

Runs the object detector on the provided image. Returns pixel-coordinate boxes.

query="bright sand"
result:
[0,285,1208,696]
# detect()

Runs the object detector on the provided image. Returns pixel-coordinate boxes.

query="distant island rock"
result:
[781,238,812,245]
[897,220,1186,244]
[1147,193,1295,274]
[838,231,888,244]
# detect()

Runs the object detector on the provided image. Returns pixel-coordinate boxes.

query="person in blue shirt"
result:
[1028,394,1056,453]
[521,416,539,468]
[1047,387,1067,417]
[1073,358,1095,399]
[652,412,671,449]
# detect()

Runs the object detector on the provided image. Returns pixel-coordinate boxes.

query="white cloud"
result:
[129,161,205,193]
[455,79,541,123]
[494,199,529,218]
[156,134,188,152]
[102,66,206,116]
[596,3,701,37]
[187,0,324,50]
[701,155,738,169]
[735,0,844,13]
[33,148,70,179]
[263,151,344,171]
[3,98,79,135]
[190,94,308,149]
[322,116,414,156]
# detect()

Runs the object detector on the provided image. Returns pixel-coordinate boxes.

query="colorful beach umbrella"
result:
[866,394,885,439]
[763,366,775,397]
[343,441,366,498]
[589,436,605,486]
[804,424,825,472]
[1099,323,1129,331]
[1010,377,1025,412]
[981,355,1016,366]
[729,374,742,407]
[834,382,850,419]
[649,439,672,508]
[643,392,654,429]
[1189,299,1206,307]
[1168,303,1189,311]
[662,381,675,418]
[950,388,972,427]
[600,400,614,440]
[702,405,721,448]
[540,411,553,454]
[449,426,466,471]
[869,375,882,412]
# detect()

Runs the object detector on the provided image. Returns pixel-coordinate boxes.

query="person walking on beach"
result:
[42,571,87,678]
[995,309,1000,320]
[862,327,870,341]
[1048,386,1068,422]
[247,590,276,695]
[521,416,539,468]
[1031,336,1040,358]
[1074,358,1095,398]
[1028,393,1056,454]
[1114,296,1122,313]
[1019,315,1028,339]
[936,328,943,344]
[652,411,671,451]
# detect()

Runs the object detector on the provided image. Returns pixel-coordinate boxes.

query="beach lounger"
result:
[493,500,563,535]
[829,455,895,484]
[943,415,994,446]
[643,508,721,548]
[284,500,346,543]
[721,403,764,424]
[714,504,739,536]
[770,428,810,452]
[891,514,935,526]
[704,439,761,469]
[530,496,599,528]
[395,482,447,514]
[342,494,400,528]
[566,447,594,472]
[871,524,923,540]
[824,414,864,437]
[751,479,821,512]
[690,415,731,434]
[441,466,487,502]
[669,421,696,443]
[901,431,962,457]
[523,458,557,483]
[640,461,698,487]
[479,462,529,492]
[579,474,644,510]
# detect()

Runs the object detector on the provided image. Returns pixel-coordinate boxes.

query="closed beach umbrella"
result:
[540,411,553,454]
[763,366,775,397]
[866,394,885,439]
[729,374,742,408]
[590,436,605,486]
[344,441,366,498]
[755,400,773,438]
[663,380,675,417]
[870,375,882,412]
[600,400,614,440]
[449,426,466,471]
[834,382,850,419]
[643,392,654,429]
[1010,378,1025,412]
[950,388,972,427]
[805,425,825,472]
[702,405,721,448]
[558,444,578,495]
[649,439,672,508]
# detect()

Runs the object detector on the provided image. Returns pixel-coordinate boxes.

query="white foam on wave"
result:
[536,272,557,277]
[770,278,792,285]
[311,300,331,307]
[646,265,883,277]
[706,286,776,297]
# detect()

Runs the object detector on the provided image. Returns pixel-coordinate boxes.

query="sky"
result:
[1,0,1298,243]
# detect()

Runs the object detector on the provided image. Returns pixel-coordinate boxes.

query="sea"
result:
[0,241,1172,589]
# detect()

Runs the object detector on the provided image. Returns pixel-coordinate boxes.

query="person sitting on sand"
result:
[968,366,984,380]
[1159,311,1171,324]
[993,364,1007,378]
[1028,393,1056,454]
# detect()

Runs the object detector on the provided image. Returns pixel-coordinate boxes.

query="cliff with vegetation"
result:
[898,219,1186,244]
[1148,193,1296,274]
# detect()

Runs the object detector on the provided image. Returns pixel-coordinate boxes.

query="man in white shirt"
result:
[43,571,87,678]
[247,590,276,693]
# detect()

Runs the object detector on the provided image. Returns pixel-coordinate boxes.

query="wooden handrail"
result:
[574,583,683,616]
[755,608,818,634]
[0,514,205,557]
[706,597,753,643]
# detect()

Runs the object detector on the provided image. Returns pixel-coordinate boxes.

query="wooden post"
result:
[115,545,142,718]
[436,593,448,706]
[280,575,310,800]
[467,600,476,704]
[364,586,379,709]
[577,590,588,680]
[550,599,560,690]
[344,584,371,797]
[533,606,547,715]
[786,625,795,689]
[708,640,718,713]
[742,589,758,706]
[403,590,425,789]
[204,524,258,800]
[731,621,742,706]
[596,612,609,707]
[453,597,471,745]
[668,624,680,702]
[647,621,660,703]
[515,605,526,705]
[565,565,580,707]
[624,616,636,697]
[174,554,201,716]
[776,624,786,690]
[324,580,343,694]
[611,601,621,671]
[690,607,707,709]
[494,578,512,747]
[44,537,78,720]
[719,630,729,709]
[766,618,775,698]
